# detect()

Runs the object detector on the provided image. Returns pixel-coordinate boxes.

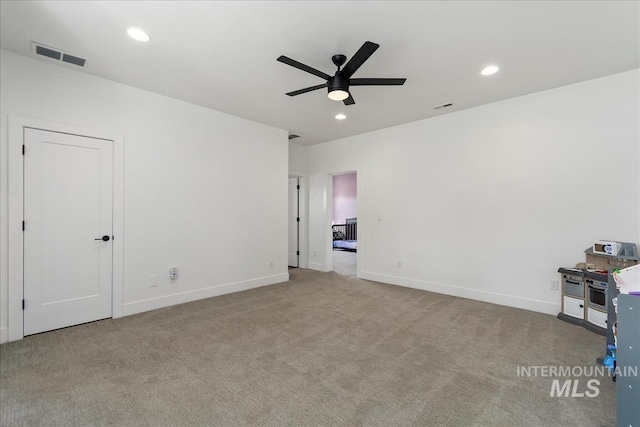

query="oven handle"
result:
[566,279,583,286]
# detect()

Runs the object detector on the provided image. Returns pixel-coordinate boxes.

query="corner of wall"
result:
[289,142,308,176]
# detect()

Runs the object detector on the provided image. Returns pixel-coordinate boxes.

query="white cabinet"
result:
[563,296,585,319]
[587,307,607,328]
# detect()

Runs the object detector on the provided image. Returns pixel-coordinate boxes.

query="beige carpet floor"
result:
[332,250,356,277]
[1,268,615,426]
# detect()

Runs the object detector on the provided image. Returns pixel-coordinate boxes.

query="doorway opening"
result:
[331,172,357,277]
[288,177,300,268]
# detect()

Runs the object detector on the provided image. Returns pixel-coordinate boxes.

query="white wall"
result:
[288,142,307,177]
[306,69,640,315]
[333,173,357,224]
[0,50,289,342]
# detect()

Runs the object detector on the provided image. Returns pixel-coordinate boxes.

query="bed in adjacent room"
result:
[332,218,357,252]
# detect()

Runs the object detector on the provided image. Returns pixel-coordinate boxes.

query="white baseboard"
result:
[122,273,289,317]
[0,327,7,344]
[308,262,329,272]
[360,271,560,315]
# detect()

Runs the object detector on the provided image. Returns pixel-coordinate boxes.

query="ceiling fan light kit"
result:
[328,76,349,101]
[328,89,349,101]
[277,41,406,106]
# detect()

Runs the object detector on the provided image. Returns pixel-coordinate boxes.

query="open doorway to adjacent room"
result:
[331,172,357,277]
[288,177,300,268]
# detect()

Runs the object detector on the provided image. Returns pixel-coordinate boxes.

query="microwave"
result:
[593,241,621,256]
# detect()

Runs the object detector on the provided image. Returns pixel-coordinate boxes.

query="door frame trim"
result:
[5,115,124,342]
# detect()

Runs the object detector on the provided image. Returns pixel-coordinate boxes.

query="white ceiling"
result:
[1,1,639,146]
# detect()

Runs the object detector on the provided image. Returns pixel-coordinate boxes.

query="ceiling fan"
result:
[277,41,406,105]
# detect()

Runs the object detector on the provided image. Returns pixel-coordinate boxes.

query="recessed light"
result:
[335,114,346,120]
[127,28,150,42]
[481,65,499,76]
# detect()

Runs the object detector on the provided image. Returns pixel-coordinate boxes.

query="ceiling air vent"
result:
[62,53,86,67]
[32,42,87,67]
[288,134,300,140]
[433,103,453,110]
[35,45,61,60]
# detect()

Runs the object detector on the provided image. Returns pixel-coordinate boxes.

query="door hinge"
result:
[22,145,25,155]
[22,299,25,310]
[296,251,300,256]
[296,217,300,222]
[22,221,25,231]
[297,184,300,190]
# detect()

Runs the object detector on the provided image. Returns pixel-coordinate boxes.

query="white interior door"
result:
[288,178,299,267]
[23,128,113,336]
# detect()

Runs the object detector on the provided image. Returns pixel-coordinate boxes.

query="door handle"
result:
[95,235,110,241]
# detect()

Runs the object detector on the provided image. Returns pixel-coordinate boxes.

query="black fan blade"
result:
[343,93,355,105]
[286,83,327,97]
[339,41,379,78]
[349,78,406,86]
[277,56,331,80]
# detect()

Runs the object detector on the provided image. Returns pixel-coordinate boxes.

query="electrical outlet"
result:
[550,279,559,290]
[397,261,402,268]
[269,260,274,268]
[169,267,178,282]
[149,274,158,287]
